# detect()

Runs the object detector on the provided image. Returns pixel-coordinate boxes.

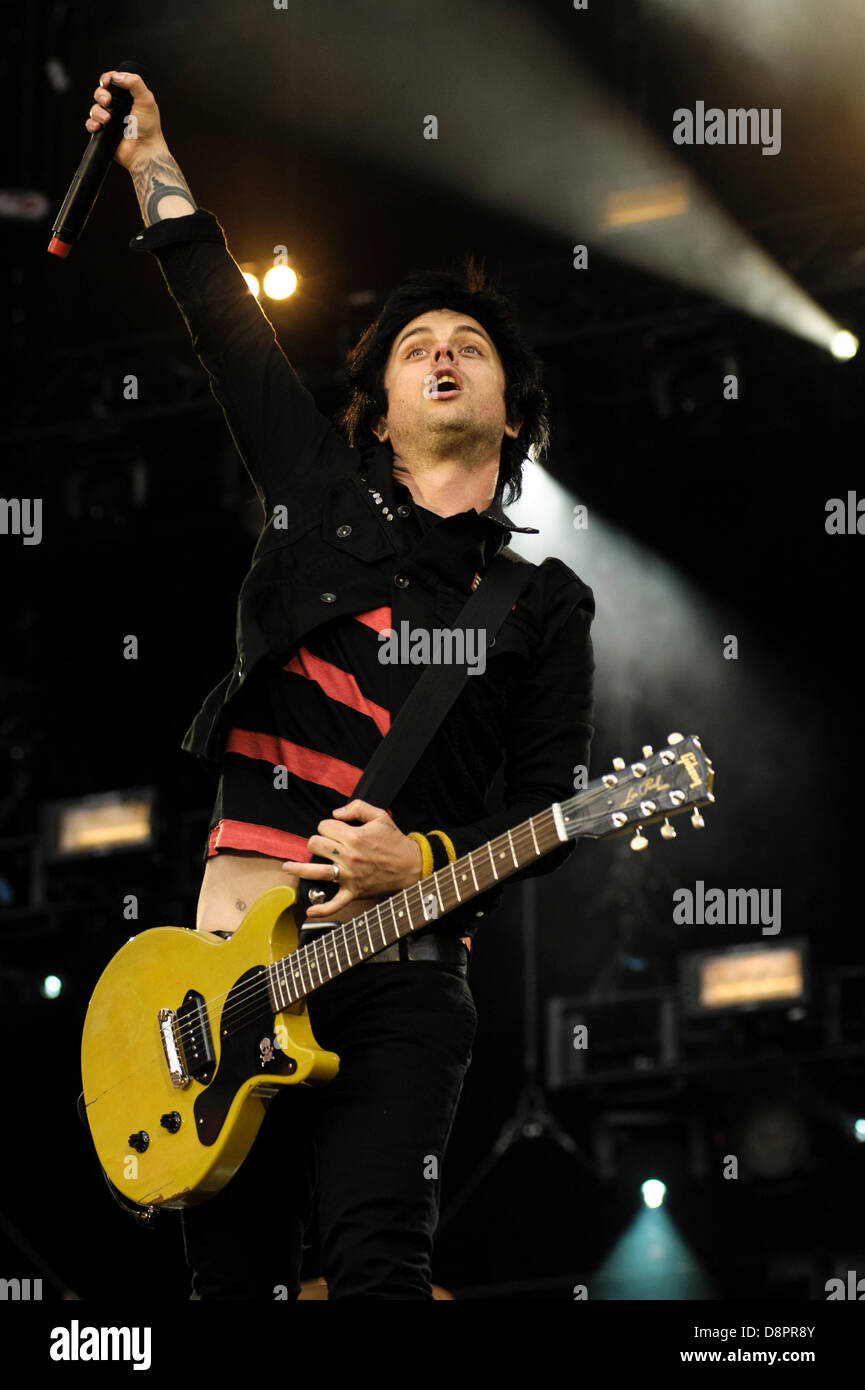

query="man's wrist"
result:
[405,832,429,883]
[126,138,171,176]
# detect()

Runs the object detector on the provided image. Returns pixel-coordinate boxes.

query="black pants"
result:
[180,959,477,1300]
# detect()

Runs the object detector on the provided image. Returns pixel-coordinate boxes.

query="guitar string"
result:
[169,777,690,1056]
[167,812,562,1055]
[168,770,696,1055]
[170,817,551,1050]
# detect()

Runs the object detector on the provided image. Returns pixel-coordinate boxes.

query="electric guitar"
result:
[80,732,713,1212]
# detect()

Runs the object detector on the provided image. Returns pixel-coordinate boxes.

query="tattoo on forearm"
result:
[130,153,197,227]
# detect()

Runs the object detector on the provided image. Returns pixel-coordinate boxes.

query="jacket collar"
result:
[359,442,539,536]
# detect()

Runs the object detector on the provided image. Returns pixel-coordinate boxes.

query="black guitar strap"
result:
[294,547,537,919]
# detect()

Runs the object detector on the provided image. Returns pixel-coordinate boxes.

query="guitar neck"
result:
[268,805,565,1008]
[267,732,715,1011]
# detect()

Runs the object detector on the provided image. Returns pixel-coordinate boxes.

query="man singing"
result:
[85,70,595,1300]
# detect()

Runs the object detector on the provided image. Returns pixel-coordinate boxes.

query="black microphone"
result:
[48,61,149,258]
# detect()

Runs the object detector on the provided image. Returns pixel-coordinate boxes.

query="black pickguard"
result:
[192,966,297,1146]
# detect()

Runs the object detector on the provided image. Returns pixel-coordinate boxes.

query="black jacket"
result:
[130,209,596,931]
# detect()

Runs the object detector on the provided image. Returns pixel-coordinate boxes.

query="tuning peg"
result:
[660,818,677,840]
[642,745,654,757]
[690,809,705,829]
[612,756,626,771]
[630,825,649,851]
[667,732,684,745]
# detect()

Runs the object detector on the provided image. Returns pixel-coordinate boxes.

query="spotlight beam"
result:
[182,0,856,354]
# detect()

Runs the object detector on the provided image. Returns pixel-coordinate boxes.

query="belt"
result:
[299,925,468,973]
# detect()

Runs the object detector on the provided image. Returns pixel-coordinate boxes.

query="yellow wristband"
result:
[407,831,434,879]
[428,829,457,863]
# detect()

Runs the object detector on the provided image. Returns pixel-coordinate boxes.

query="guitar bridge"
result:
[158,1008,189,1089]
[159,991,215,1088]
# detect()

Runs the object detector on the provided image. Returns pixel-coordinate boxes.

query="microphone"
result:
[47,61,148,258]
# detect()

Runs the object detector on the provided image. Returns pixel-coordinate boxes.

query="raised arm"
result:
[87,70,342,515]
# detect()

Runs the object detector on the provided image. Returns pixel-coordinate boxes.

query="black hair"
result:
[336,257,549,506]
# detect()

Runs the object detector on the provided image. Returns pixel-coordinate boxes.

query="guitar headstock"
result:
[560,733,714,849]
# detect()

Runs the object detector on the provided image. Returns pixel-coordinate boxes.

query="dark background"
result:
[2,0,863,1305]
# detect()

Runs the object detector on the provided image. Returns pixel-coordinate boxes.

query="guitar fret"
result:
[468,853,479,893]
[359,916,373,960]
[487,841,499,881]
[434,874,445,915]
[295,952,306,999]
[312,939,324,986]
[450,861,461,902]
[529,816,540,856]
[386,896,399,941]
[374,905,386,948]
[506,827,517,867]
[396,889,411,929]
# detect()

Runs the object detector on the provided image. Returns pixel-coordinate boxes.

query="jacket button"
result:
[397,505,411,517]
[394,573,410,589]
[320,592,336,603]
[336,524,352,538]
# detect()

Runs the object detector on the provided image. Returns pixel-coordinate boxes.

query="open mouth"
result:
[424,371,463,399]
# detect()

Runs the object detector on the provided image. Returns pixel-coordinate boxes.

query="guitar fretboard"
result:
[266,805,565,1009]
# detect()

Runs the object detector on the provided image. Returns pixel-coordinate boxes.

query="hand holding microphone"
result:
[85,70,166,168]
[48,64,167,257]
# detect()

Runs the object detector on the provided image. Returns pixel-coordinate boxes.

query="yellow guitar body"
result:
[80,886,339,1210]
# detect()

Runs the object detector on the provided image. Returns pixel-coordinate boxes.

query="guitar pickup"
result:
[176,990,215,1081]
[158,991,215,1088]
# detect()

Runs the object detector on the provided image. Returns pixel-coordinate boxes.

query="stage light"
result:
[241,271,260,298]
[641,1179,666,1209]
[41,788,156,860]
[855,1119,865,1143]
[40,975,62,1000]
[830,330,858,360]
[680,941,807,1015]
[263,265,297,300]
